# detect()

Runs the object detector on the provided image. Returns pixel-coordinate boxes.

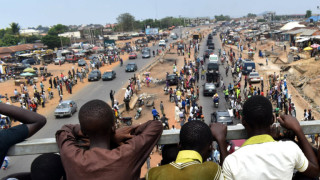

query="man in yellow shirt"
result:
[147,121,227,180]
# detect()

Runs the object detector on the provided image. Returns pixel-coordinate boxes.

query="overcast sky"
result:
[0,0,318,29]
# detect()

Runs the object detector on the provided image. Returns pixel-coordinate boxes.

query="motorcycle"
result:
[118,116,132,126]
[213,97,219,108]
[162,119,169,130]
[135,107,142,120]
[137,97,144,107]
[163,86,169,95]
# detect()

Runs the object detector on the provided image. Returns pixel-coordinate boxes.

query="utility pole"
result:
[60,36,63,50]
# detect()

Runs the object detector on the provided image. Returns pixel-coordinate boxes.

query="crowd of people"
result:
[1,28,320,180]
[1,95,320,180]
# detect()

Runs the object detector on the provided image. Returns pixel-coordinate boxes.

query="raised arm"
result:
[278,115,320,178]
[0,103,46,137]
[210,123,228,165]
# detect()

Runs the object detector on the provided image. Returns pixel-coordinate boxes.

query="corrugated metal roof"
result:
[286,29,307,35]
[300,29,318,36]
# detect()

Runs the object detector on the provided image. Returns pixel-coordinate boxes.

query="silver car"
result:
[54,100,77,118]
[54,58,65,65]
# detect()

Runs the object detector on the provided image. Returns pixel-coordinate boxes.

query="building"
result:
[0,43,45,58]
[263,11,276,21]
[58,31,81,39]
[19,29,40,36]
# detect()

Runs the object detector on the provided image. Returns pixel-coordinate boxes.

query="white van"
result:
[209,54,218,64]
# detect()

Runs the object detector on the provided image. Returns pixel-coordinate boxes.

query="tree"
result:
[42,35,69,49]
[2,34,19,46]
[306,10,312,18]
[0,29,5,39]
[247,13,257,18]
[214,15,231,21]
[10,22,20,35]
[48,24,69,36]
[116,13,136,32]
[257,19,266,22]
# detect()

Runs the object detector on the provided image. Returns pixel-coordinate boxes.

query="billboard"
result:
[145,28,159,35]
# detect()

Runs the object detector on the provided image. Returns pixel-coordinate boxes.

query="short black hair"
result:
[180,121,213,152]
[79,99,114,135]
[242,95,274,129]
[31,153,65,180]
[161,144,179,165]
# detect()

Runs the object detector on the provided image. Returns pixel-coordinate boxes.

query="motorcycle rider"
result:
[152,107,159,120]
[212,93,219,105]
[160,114,169,129]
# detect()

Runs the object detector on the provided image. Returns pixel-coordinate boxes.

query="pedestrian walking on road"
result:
[160,101,164,115]
[266,58,268,66]
[49,77,53,88]
[110,90,115,107]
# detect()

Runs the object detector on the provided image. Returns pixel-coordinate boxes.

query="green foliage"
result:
[114,13,186,32]
[1,34,19,46]
[42,35,69,49]
[306,10,312,18]
[257,19,266,22]
[48,24,69,36]
[25,35,41,43]
[214,15,231,21]
[10,22,20,35]
[116,13,136,32]
[0,29,5,39]
[247,13,257,18]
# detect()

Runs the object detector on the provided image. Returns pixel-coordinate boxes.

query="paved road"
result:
[197,31,239,125]
[1,29,184,177]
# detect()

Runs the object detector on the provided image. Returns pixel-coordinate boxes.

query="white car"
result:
[54,58,65,65]
[248,72,261,83]
[159,40,166,46]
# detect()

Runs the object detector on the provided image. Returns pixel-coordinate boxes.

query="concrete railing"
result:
[7,120,320,156]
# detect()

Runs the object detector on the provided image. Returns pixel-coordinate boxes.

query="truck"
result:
[206,62,220,87]
[241,59,256,75]
[192,32,202,41]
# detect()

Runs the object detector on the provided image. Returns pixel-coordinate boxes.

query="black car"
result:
[203,83,216,96]
[208,35,213,39]
[211,111,233,125]
[204,49,214,58]
[125,63,138,72]
[102,71,116,81]
[207,63,219,74]
[78,59,87,66]
[207,39,213,46]
[177,44,184,50]
[88,70,101,81]
[166,74,178,85]
[208,44,215,50]
[21,58,37,65]
[212,31,217,36]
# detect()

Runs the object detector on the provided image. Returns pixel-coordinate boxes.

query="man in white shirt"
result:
[223,95,319,180]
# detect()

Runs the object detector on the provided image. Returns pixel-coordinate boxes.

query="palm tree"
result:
[10,22,20,35]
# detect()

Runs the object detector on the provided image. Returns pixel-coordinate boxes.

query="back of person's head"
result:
[161,144,179,165]
[79,99,114,136]
[242,95,274,129]
[180,121,213,155]
[31,153,65,180]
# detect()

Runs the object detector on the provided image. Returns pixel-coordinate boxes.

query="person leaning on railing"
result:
[56,99,163,180]
[0,103,47,166]
[146,120,228,180]
[222,95,320,180]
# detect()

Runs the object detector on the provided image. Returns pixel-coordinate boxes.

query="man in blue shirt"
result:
[152,107,159,120]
